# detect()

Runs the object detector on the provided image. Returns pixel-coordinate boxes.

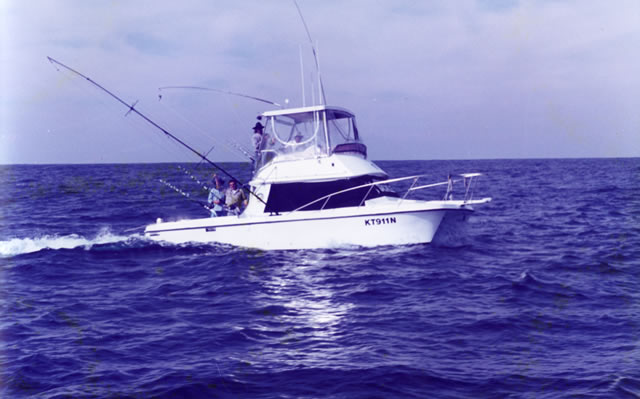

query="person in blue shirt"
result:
[208,174,226,217]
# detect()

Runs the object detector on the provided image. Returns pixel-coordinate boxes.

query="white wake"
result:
[0,228,135,257]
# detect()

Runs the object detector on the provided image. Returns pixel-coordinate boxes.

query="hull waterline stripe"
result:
[145,207,473,234]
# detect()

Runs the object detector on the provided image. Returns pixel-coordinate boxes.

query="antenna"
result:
[299,44,305,107]
[315,41,323,105]
[293,0,327,105]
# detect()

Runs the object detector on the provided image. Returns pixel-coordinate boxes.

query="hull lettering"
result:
[364,217,397,226]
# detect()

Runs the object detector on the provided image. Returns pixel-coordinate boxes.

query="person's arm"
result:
[242,190,248,207]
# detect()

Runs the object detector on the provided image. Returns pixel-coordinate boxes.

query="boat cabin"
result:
[254,105,367,170]
[248,105,398,214]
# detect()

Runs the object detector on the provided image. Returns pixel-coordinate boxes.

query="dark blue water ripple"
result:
[1,159,639,398]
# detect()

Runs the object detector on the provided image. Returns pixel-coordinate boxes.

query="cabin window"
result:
[325,110,365,157]
[255,111,327,169]
[254,108,366,170]
[264,176,398,213]
[326,110,360,145]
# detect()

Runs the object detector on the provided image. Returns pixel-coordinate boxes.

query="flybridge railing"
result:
[289,173,486,213]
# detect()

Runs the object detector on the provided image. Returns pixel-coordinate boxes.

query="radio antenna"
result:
[293,0,327,105]
[299,45,306,107]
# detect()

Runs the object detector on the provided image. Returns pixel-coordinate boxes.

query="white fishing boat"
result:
[48,2,491,250]
[143,104,491,250]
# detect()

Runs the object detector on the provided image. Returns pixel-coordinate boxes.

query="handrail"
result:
[408,181,454,191]
[288,172,484,213]
[289,174,428,213]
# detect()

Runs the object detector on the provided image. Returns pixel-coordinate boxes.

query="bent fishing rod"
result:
[158,86,282,108]
[47,56,266,206]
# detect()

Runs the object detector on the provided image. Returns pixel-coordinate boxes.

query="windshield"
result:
[254,108,362,170]
[326,109,360,147]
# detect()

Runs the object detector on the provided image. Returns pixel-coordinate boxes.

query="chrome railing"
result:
[289,173,484,213]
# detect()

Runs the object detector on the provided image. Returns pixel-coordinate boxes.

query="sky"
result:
[1,0,639,164]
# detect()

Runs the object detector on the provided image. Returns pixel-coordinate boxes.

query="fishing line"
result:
[177,165,210,191]
[156,95,252,161]
[225,139,255,162]
[158,86,282,108]
[156,96,221,150]
[215,89,268,164]
[48,57,212,165]
[116,104,192,163]
[51,62,189,163]
[47,57,266,205]
[220,91,255,153]
[123,97,219,164]
[158,178,210,210]
[158,87,262,163]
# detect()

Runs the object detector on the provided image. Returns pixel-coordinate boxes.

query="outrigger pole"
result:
[47,56,266,206]
[293,0,326,105]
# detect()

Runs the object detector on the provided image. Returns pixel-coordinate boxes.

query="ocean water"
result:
[1,158,638,398]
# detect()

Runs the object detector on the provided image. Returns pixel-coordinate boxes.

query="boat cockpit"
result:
[254,105,366,170]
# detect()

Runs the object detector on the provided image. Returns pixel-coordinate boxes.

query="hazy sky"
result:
[1,0,639,164]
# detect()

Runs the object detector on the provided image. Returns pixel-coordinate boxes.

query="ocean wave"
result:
[2,160,638,399]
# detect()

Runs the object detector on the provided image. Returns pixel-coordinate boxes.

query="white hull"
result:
[144,198,478,250]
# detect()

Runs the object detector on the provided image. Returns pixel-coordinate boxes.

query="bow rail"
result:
[289,173,486,213]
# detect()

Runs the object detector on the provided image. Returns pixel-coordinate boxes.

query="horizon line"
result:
[1,155,639,166]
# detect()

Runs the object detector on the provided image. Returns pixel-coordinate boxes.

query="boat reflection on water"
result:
[238,250,355,368]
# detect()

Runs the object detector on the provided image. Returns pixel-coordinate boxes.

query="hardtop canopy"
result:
[253,104,365,170]
[262,105,355,122]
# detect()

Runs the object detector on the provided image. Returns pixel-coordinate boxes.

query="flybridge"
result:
[254,104,365,172]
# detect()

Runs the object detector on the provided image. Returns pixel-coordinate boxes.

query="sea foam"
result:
[0,228,132,257]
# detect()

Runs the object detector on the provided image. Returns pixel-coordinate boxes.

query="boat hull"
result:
[144,200,475,250]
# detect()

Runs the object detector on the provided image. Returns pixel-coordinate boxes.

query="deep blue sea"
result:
[1,159,639,398]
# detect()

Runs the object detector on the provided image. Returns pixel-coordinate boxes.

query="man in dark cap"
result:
[252,115,264,152]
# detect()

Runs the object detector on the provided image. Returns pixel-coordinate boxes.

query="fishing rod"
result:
[158,86,283,108]
[46,56,266,206]
[157,87,257,164]
[159,179,211,210]
[156,95,251,164]
[195,144,216,168]
[160,95,256,163]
